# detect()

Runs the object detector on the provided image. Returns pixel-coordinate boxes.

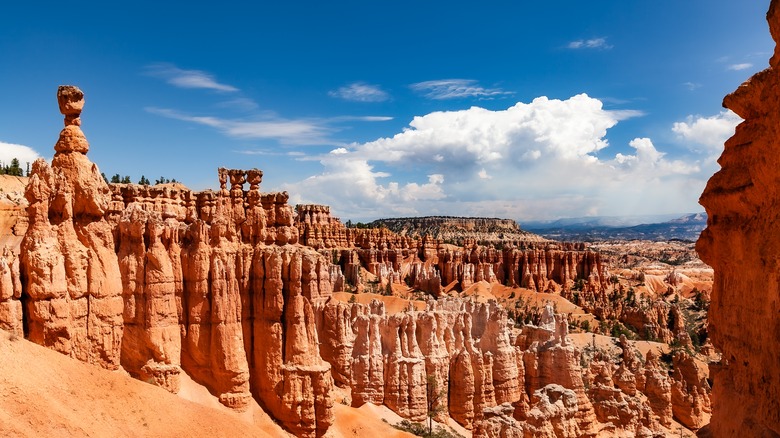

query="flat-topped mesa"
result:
[370,216,547,246]
[374,216,522,233]
[695,1,780,435]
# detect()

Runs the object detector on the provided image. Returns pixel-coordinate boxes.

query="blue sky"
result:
[1,0,772,222]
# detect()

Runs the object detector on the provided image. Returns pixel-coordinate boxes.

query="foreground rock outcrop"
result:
[17,86,335,437]
[696,1,780,435]
[317,298,706,437]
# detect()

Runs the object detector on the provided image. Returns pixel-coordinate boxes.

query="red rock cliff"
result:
[696,1,780,435]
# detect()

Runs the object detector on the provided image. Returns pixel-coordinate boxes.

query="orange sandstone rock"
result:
[696,1,780,436]
[16,86,337,437]
[670,351,711,430]
[0,247,22,335]
[21,86,123,369]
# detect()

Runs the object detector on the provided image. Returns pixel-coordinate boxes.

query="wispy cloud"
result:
[567,37,613,50]
[234,149,309,157]
[147,107,393,145]
[608,109,646,121]
[328,115,393,122]
[683,82,702,91]
[410,79,512,100]
[146,107,330,144]
[727,63,753,71]
[215,97,259,111]
[329,82,389,102]
[144,63,238,92]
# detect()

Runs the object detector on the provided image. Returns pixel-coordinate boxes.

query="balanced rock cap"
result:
[57,85,84,126]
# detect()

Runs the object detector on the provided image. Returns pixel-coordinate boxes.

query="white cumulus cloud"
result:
[672,110,742,151]
[281,94,705,221]
[614,138,698,174]
[0,141,42,169]
[356,94,618,165]
[283,149,445,218]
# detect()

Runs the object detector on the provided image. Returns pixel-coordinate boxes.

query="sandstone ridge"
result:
[369,216,547,246]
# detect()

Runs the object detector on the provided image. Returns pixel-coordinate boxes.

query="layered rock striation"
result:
[317,297,516,427]
[20,85,124,368]
[317,299,706,437]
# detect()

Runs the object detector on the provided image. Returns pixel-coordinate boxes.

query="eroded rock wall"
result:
[696,1,780,435]
[16,86,335,438]
[316,298,521,428]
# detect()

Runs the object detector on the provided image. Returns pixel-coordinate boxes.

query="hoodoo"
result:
[0,84,721,437]
[19,86,336,437]
[21,85,124,368]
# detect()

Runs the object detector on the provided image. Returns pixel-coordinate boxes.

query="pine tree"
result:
[7,158,23,176]
[425,374,445,436]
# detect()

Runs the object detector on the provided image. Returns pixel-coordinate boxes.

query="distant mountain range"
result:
[522,213,707,242]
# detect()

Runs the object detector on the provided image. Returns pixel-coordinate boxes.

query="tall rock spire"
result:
[20,85,124,368]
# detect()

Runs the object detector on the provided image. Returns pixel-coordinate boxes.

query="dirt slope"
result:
[0,329,285,437]
[0,328,420,438]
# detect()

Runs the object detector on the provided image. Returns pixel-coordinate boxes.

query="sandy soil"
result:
[0,329,426,438]
[568,332,669,358]
[0,175,27,193]
[0,330,280,437]
[328,403,416,438]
